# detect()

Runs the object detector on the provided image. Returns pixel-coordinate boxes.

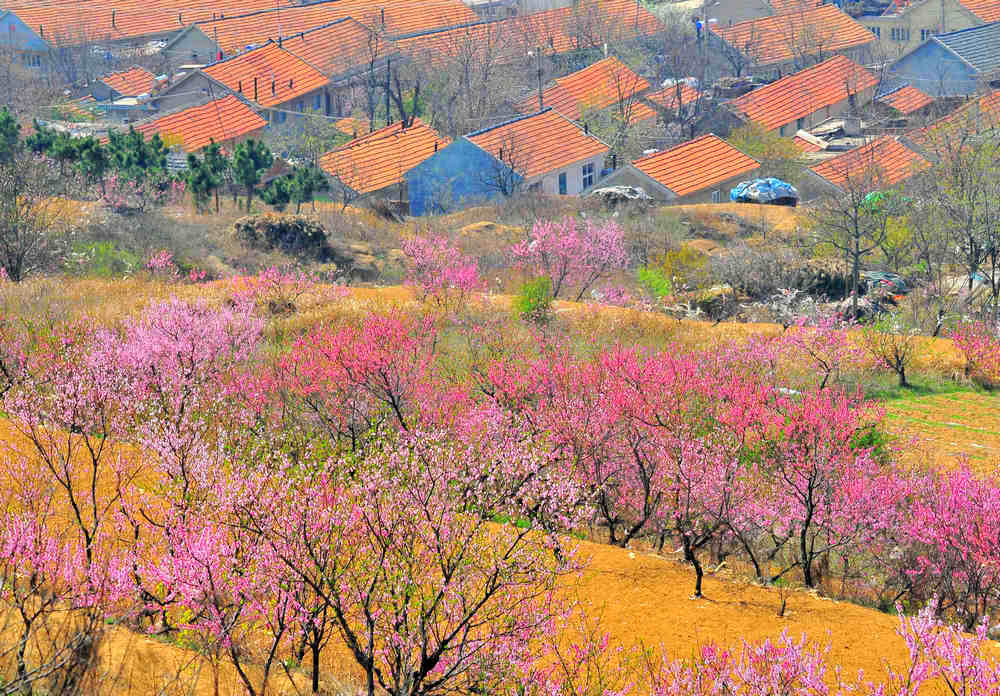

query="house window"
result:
[528,182,542,192]
[796,117,805,130]
[779,124,787,136]
[313,93,322,111]
[582,162,595,188]
[890,27,910,41]
[921,28,935,41]
[275,110,286,124]
[869,26,880,38]
[558,171,568,195]
[296,100,303,112]
[711,189,721,203]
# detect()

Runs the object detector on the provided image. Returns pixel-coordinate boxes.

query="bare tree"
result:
[0,152,73,281]
[479,129,528,197]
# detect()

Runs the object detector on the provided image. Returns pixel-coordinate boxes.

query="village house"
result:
[592,134,759,203]
[709,4,876,77]
[887,21,1000,96]
[405,107,610,215]
[516,55,652,125]
[320,118,450,209]
[876,84,936,115]
[903,89,1000,156]
[161,0,466,67]
[152,41,331,123]
[130,94,267,153]
[854,0,997,59]
[726,55,880,137]
[806,135,930,195]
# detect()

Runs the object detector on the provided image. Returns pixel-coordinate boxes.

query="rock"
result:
[588,185,655,208]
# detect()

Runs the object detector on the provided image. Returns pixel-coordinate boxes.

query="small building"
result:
[887,21,1000,96]
[727,55,879,136]
[904,89,1000,156]
[517,56,651,122]
[130,95,267,153]
[320,118,450,207]
[592,134,759,204]
[152,41,331,123]
[854,0,994,60]
[709,5,876,77]
[405,108,610,215]
[807,135,929,194]
[876,84,935,115]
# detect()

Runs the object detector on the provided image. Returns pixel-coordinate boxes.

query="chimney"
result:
[237,79,242,93]
[584,123,589,134]
[178,11,182,24]
[111,9,116,27]
[380,7,385,24]
[38,25,43,37]
[603,42,608,57]
[277,35,282,47]
[271,79,276,95]
[253,76,258,101]
[612,153,617,169]
[288,78,293,90]
[434,141,438,152]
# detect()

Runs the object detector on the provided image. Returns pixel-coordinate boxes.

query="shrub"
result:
[68,241,138,278]
[637,265,673,300]
[232,213,331,260]
[514,276,553,323]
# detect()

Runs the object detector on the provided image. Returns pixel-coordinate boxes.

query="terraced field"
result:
[886,390,1000,474]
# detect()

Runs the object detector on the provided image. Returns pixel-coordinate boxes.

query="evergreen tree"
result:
[231,139,272,212]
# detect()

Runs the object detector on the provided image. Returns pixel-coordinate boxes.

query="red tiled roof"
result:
[319,118,449,194]
[809,136,928,189]
[711,4,874,67]
[878,85,934,114]
[185,0,474,56]
[631,134,758,197]
[957,0,1000,22]
[792,134,823,152]
[281,18,393,78]
[909,90,1000,148]
[6,0,287,44]
[728,55,879,132]
[133,95,266,152]
[398,0,662,66]
[100,65,157,97]
[518,56,649,120]
[466,108,609,180]
[646,83,701,110]
[202,42,329,108]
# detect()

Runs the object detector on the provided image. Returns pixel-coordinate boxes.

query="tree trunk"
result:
[311,641,320,694]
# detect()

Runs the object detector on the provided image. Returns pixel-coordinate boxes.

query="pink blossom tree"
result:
[511,217,628,301]
[402,234,482,313]
[951,319,1000,386]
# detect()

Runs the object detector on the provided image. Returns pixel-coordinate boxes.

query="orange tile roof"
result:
[957,0,1000,22]
[7,0,286,44]
[184,0,470,57]
[809,136,928,189]
[202,41,329,108]
[100,65,157,97]
[909,89,1000,148]
[335,117,370,137]
[728,55,879,132]
[319,118,449,194]
[711,5,874,67]
[184,4,347,56]
[133,95,266,152]
[398,0,662,65]
[631,134,759,197]
[466,108,609,180]
[877,85,934,114]
[792,134,823,152]
[646,83,702,110]
[281,18,393,78]
[518,56,650,120]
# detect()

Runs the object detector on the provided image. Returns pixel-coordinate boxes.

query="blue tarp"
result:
[730,178,799,205]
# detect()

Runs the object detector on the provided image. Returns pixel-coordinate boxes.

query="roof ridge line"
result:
[465,108,553,137]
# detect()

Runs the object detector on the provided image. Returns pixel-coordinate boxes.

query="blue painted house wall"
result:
[405,137,524,216]
[888,41,978,97]
[0,12,52,69]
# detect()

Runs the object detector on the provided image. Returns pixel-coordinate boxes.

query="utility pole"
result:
[385,55,392,125]
[536,45,543,111]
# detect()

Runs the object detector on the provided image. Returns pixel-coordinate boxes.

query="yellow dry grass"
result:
[670,202,805,237]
